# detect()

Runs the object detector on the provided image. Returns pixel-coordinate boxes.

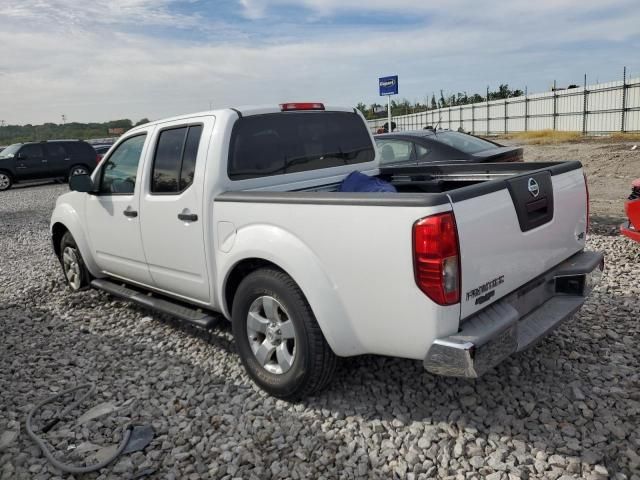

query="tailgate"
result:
[450,163,588,319]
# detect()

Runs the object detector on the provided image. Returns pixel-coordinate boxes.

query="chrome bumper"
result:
[424,250,604,378]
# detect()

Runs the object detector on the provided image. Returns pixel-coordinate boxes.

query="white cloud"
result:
[0,0,638,124]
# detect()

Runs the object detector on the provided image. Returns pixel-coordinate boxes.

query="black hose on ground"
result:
[25,383,134,474]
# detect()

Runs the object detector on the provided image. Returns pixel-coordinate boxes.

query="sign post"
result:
[379,75,398,132]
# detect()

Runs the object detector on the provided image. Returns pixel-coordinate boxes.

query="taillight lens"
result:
[584,173,590,235]
[413,212,460,305]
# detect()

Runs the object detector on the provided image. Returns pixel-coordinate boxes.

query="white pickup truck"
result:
[51,103,603,399]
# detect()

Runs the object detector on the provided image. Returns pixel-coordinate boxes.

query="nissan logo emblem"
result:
[528,178,540,198]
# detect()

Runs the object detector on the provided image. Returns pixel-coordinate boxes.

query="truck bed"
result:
[215,160,588,358]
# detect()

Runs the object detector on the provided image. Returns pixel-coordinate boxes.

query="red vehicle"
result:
[621,179,640,242]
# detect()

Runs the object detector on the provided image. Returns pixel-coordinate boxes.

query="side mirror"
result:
[17,152,25,160]
[69,174,96,193]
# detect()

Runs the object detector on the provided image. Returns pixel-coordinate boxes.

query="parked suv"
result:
[0,140,97,191]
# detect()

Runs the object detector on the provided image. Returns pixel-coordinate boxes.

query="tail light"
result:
[280,102,325,111]
[413,212,460,305]
[96,154,103,164]
[584,173,590,234]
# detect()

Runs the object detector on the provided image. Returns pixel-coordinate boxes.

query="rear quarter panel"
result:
[214,200,460,359]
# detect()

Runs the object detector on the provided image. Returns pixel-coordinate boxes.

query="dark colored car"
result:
[0,140,98,191]
[92,144,112,163]
[374,130,523,166]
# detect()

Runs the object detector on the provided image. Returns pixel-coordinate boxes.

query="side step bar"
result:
[91,279,220,329]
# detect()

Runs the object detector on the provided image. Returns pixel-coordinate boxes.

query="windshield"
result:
[0,144,21,159]
[228,112,375,180]
[431,131,497,154]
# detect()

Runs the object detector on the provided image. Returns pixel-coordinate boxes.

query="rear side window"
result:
[376,139,414,164]
[151,125,203,194]
[228,112,374,180]
[46,144,68,158]
[58,142,94,159]
[432,131,496,154]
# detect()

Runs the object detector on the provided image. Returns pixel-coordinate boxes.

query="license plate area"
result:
[555,260,604,296]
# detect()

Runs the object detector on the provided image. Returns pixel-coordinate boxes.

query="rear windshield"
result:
[228,111,374,180]
[431,131,497,154]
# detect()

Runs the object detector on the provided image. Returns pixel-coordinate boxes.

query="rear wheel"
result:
[0,172,13,191]
[60,232,90,291]
[232,268,337,400]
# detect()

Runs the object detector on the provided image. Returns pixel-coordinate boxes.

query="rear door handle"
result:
[123,209,138,218]
[178,213,198,222]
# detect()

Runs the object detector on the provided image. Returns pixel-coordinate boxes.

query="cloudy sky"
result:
[0,0,638,125]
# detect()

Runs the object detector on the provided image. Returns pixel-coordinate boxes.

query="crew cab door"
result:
[85,132,154,285]
[16,144,48,179]
[138,118,212,303]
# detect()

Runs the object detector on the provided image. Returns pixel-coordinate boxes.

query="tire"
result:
[0,171,13,191]
[68,165,89,178]
[59,231,91,291]
[232,268,337,400]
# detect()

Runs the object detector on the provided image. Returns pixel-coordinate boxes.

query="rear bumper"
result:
[424,250,604,378]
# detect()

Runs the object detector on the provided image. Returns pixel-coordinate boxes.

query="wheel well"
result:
[224,258,285,316]
[0,169,13,180]
[51,223,69,258]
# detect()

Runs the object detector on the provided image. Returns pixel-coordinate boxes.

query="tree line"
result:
[356,84,525,120]
[0,118,150,145]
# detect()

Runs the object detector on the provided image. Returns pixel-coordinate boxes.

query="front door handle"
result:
[123,209,138,218]
[178,213,198,222]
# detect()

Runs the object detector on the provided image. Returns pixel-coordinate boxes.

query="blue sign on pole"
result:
[379,75,398,96]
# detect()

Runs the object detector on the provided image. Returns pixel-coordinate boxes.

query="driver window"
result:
[99,134,147,194]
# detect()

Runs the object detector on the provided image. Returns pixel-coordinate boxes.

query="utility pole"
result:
[61,114,66,125]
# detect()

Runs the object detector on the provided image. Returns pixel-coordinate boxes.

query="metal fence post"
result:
[524,86,528,132]
[471,104,475,134]
[582,74,588,135]
[486,86,490,135]
[621,66,627,132]
[552,80,557,131]
[504,99,508,134]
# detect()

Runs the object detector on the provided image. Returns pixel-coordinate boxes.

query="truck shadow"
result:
[590,214,627,236]
[301,290,637,475]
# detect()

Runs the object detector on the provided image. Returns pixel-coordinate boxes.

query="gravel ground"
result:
[1,178,640,480]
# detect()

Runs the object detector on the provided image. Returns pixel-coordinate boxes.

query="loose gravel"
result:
[1,181,639,480]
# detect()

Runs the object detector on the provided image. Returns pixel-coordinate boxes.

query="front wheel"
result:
[59,232,91,291]
[232,268,337,400]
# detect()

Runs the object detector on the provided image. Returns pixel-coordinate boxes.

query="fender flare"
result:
[218,224,363,357]
[50,203,101,278]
